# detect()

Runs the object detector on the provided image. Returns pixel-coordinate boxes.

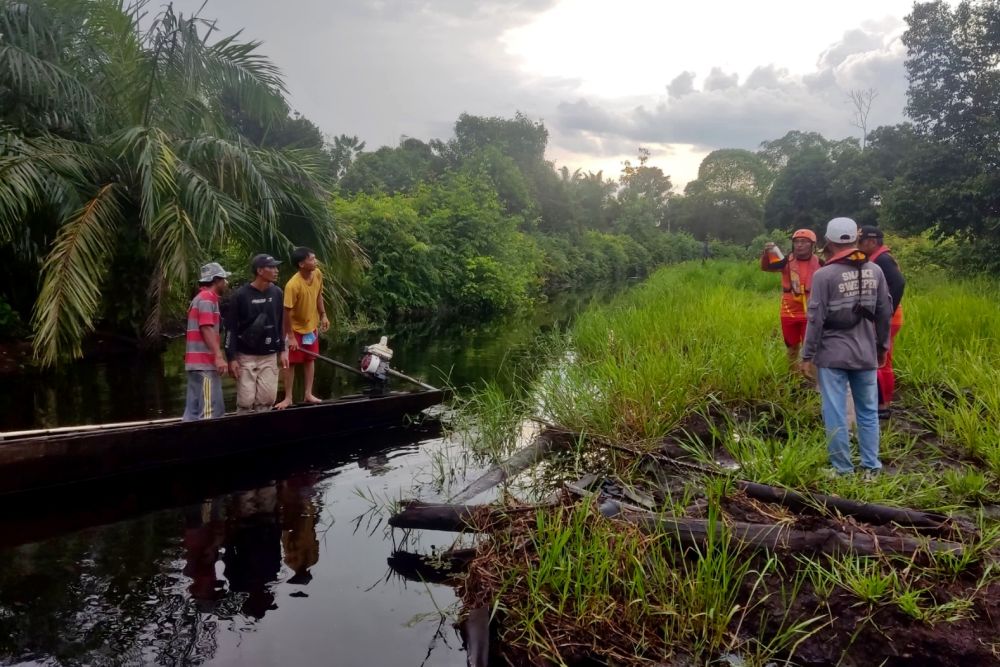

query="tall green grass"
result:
[450,260,1000,665]
[534,260,1000,501]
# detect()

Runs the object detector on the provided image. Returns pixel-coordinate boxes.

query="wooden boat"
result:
[0,389,445,497]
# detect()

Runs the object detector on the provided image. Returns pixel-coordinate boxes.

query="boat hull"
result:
[0,390,445,496]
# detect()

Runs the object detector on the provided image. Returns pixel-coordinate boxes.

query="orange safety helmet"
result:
[791,228,817,243]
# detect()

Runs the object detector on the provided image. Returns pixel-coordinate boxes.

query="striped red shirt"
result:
[185,288,220,371]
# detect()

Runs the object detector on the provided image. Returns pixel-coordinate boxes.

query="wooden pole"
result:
[301,349,438,391]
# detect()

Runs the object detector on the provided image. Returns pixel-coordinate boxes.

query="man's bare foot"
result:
[274,398,293,410]
[303,394,323,404]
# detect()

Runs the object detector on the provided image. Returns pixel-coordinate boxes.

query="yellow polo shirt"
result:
[283,269,323,334]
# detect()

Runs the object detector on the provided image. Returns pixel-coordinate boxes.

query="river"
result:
[0,287,618,666]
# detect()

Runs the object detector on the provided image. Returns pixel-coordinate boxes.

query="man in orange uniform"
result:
[761,229,822,372]
[858,226,906,419]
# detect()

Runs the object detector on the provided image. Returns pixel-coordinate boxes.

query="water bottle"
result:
[767,244,785,264]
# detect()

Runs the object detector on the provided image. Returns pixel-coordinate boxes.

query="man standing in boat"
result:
[275,247,330,409]
[183,262,230,421]
[225,254,289,413]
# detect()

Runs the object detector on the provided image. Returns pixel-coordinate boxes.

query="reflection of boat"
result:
[0,389,444,496]
[0,420,442,549]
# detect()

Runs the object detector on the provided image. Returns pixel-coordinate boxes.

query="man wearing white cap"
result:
[801,218,892,478]
[183,262,231,421]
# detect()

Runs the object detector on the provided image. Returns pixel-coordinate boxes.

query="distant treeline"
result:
[0,0,993,364]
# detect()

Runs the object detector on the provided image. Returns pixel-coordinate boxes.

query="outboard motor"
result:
[359,335,393,395]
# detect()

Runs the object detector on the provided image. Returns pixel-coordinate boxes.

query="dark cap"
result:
[858,226,884,241]
[251,254,281,270]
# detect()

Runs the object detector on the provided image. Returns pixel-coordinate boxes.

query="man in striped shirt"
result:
[183,262,231,421]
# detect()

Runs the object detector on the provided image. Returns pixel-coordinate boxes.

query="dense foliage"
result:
[3,0,997,361]
[0,0,346,364]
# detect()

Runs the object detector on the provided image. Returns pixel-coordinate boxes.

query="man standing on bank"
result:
[858,226,906,420]
[801,218,892,478]
[226,254,289,413]
[183,262,231,421]
[761,229,822,372]
[275,247,330,409]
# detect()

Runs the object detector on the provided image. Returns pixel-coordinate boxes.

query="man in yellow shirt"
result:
[275,247,330,409]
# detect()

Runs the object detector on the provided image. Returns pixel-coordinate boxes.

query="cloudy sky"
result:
[172,0,922,186]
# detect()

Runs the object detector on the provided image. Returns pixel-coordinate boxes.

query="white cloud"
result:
[169,0,916,187]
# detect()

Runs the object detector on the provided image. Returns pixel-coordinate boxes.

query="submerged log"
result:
[388,500,547,532]
[389,501,485,532]
[449,428,572,503]
[387,548,477,584]
[388,496,621,532]
[460,605,491,667]
[388,499,965,557]
[734,480,961,532]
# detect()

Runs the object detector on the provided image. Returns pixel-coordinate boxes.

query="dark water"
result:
[0,288,617,666]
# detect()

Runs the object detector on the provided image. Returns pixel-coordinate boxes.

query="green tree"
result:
[758,131,857,172]
[329,134,366,180]
[339,137,445,194]
[673,190,764,243]
[686,149,772,200]
[904,0,1000,159]
[0,1,345,364]
[896,0,1000,264]
[616,148,673,232]
[762,149,835,231]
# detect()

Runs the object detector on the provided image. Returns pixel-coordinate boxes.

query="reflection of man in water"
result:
[182,501,227,610]
[223,486,282,619]
[279,474,320,586]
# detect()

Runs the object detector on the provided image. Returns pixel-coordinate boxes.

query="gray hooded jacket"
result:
[801,252,892,370]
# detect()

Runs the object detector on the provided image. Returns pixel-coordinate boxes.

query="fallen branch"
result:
[449,428,573,503]
[608,500,964,557]
[388,499,965,558]
[734,480,965,533]
[388,500,543,532]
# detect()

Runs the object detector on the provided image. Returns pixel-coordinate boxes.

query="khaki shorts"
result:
[236,353,279,413]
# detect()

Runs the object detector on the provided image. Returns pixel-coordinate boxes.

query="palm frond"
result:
[176,134,280,228]
[0,129,99,242]
[31,182,123,366]
[203,34,287,122]
[144,197,199,337]
[113,125,178,227]
[175,159,253,246]
[0,43,99,119]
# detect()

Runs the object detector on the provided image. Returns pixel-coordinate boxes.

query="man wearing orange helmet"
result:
[761,229,822,371]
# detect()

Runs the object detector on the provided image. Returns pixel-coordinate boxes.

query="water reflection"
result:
[0,283,626,666]
[180,474,321,621]
[0,425,459,667]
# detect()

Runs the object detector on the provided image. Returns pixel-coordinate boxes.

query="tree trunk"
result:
[449,428,571,503]
[388,500,965,558]
[734,480,964,533]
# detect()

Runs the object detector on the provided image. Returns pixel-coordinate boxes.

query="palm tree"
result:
[0,0,351,365]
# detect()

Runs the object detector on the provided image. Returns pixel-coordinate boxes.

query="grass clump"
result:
[443,260,1000,665]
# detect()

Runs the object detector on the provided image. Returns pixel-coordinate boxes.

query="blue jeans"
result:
[817,367,881,474]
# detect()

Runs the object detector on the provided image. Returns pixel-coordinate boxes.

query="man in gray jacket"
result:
[801,217,892,477]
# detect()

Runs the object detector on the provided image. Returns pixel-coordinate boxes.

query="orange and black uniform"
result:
[866,245,905,405]
[761,252,822,348]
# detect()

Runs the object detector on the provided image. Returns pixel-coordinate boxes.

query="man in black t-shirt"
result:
[225,254,288,413]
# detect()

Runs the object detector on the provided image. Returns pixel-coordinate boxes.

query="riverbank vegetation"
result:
[4,1,997,368]
[415,260,1000,665]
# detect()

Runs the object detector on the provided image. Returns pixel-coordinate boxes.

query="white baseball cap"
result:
[825,217,858,244]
